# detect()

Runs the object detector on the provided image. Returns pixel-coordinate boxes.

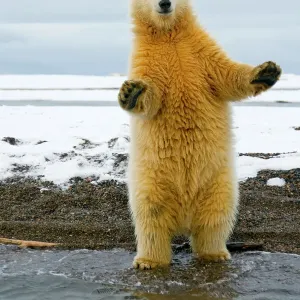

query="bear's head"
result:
[131,0,191,29]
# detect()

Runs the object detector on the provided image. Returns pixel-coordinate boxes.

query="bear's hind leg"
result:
[190,168,238,262]
[133,215,172,270]
[131,188,180,270]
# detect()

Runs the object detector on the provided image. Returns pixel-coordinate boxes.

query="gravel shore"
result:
[1,167,299,254]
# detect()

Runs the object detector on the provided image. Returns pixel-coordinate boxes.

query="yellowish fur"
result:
[118,0,281,270]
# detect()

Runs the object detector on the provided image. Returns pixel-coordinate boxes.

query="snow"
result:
[238,153,300,182]
[246,73,300,103]
[267,178,286,187]
[247,90,299,103]
[0,90,118,102]
[0,74,299,187]
[0,75,125,90]
[0,105,299,187]
[233,107,300,153]
[271,74,300,90]
[0,107,129,185]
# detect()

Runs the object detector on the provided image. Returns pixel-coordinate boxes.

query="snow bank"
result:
[0,106,300,187]
[0,107,129,185]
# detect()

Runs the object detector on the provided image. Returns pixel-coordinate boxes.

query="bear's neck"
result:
[132,6,198,41]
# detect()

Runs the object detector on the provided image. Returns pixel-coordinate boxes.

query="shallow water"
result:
[1,97,300,299]
[1,245,300,300]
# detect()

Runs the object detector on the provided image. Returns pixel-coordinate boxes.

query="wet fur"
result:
[119,0,281,270]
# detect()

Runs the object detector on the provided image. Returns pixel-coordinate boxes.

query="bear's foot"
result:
[251,61,282,95]
[196,250,231,262]
[133,257,168,270]
[118,80,146,111]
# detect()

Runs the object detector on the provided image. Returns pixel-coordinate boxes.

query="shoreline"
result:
[1,168,299,254]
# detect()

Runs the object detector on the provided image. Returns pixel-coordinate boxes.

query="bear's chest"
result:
[132,40,228,136]
[137,42,212,108]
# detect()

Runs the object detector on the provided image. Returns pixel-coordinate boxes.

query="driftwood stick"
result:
[0,238,263,252]
[226,242,264,252]
[0,238,58,249]
[173,242,264,253]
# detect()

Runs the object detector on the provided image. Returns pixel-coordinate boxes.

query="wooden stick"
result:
[173,242,264,253]
[0,238,58,249]
[226,242,264,252]
[0,238,263,252]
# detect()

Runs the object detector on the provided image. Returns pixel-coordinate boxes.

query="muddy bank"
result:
[1,168,300,254]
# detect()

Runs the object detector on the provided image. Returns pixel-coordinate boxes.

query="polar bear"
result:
[118,0,281,270]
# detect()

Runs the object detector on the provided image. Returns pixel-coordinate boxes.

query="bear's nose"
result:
[159,0,171,10]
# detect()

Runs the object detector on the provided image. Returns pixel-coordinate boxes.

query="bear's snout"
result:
[158,0,172,14]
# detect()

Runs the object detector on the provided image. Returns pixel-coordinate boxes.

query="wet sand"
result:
[1,167,300,254]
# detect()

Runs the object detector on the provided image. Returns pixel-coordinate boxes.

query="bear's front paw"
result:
[196,250,231,262]
[133,257,167,270]
[118,80,146,112]
[250,61,282,95]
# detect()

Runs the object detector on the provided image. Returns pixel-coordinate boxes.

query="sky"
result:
[0,0,299,76]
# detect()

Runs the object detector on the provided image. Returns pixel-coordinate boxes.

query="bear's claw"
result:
[251,61,282,88]
[118,80,146,111]
[133,258,166,270]
[196,250,231,262]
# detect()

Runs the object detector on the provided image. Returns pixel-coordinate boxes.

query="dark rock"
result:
[2,137,21,146]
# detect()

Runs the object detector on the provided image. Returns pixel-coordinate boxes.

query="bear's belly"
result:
[136,98,230,153]
[131,105,231,189]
